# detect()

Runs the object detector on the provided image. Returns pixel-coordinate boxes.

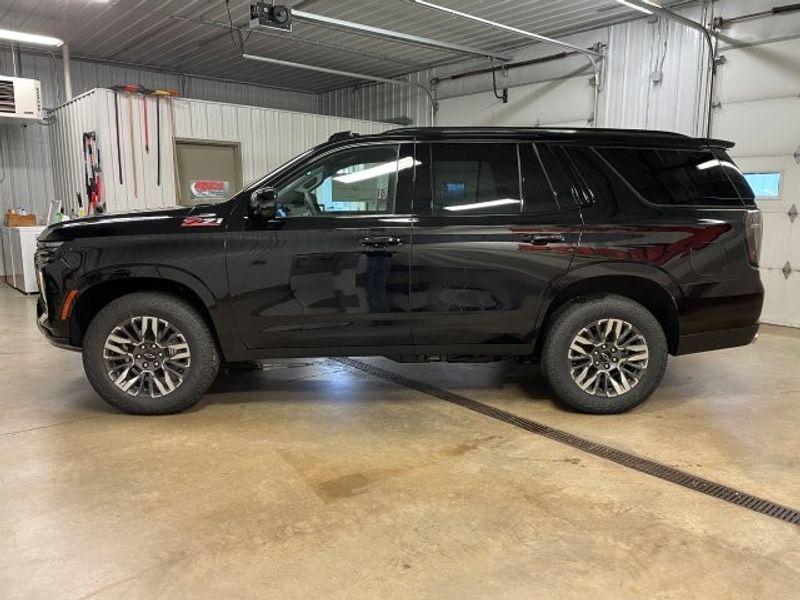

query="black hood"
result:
[38,202,234,242]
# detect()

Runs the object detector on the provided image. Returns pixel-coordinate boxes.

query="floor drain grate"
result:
[333,358,800,527]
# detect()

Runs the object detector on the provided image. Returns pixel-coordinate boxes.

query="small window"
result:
[563,147,618,207]
[535,144,578,209]
[598,148,744,207]
[431,144,521,215]
[519,144,563,213]
[743,172,781,200]
[276,145,404,217]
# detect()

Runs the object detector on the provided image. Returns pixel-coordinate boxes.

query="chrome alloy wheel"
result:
[102,316,191,398]
[567,318,649,398]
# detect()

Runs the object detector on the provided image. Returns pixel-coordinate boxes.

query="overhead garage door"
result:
[712,37,800,327]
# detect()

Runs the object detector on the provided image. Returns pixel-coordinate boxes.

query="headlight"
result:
[35,240,65,270]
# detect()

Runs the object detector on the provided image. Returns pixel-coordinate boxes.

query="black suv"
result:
[37,127,763,415]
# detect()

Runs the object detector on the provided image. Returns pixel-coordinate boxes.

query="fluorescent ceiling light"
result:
[614,1,654,15]
[334,157,419,184]
[444,198,521,212]
[0,28,63,47]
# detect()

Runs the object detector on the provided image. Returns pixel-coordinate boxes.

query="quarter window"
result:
[276,145,404,216]
[598,148,744,207]
[520,144,565,213]
[431,144,522,215]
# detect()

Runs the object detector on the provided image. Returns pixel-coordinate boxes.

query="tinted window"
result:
[561,146,660,221]
[276,145,403,216]
[598,148,744,207]
[535,144,577,209]
[431,144,521,215]
[520,144,561,213]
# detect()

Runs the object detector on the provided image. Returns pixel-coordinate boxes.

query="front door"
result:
[228,143,415,351]
[409,141,582,349]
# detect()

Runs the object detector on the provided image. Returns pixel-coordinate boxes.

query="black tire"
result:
[82,292,220,415]
[541,294,668,414]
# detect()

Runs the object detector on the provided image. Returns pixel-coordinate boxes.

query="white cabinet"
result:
[2,226,46,293]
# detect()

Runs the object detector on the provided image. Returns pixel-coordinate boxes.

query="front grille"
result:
[0,81,15,114]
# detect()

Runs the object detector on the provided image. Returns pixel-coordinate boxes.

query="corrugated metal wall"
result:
[319,5,713,137]
[0,48,321,222]
[600,3,712,136]
[319,71,435,127]
[50,89,390,215]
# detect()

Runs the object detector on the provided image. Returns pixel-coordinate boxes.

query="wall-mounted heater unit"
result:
[0,76,43,122]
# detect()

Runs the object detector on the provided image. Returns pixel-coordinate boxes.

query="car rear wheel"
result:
[83,292,220,415]
[541,295,668,414]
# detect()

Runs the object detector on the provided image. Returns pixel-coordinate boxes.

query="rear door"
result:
[409,140,582,349]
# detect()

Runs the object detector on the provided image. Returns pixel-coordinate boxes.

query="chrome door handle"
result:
[361,236,402,248]
[521,233,566,245]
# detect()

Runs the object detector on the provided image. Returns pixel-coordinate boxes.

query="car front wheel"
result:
[82,292,220,415]
[541,295,668,414]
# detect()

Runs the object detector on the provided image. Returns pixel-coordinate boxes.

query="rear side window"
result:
[533,144,577,211]
[598,148,745,207]
[431,143,522,215]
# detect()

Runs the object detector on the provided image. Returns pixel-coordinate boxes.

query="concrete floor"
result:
[1,284,798,600]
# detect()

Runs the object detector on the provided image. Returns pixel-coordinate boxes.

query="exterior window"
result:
[276,145,403,216]
[535,144,577,210]
[563,146,618,206]
[520,144,564,213]
[431,144,521,215]
[743,172,781,199]
[598,148,744,207]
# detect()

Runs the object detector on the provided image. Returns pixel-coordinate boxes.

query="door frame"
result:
[173,138,243,206]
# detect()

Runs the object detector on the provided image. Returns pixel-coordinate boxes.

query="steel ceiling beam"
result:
[292,10,512,62]
[613,1,714,55]
[411,0,604,58]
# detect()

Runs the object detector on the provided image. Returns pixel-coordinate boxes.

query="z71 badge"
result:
[181,215,224,228]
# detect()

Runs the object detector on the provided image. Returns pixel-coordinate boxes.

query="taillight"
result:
[745,210,762,266]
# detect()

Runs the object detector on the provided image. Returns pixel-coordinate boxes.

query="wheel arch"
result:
[536,272,681,356]
[70,272,221,352]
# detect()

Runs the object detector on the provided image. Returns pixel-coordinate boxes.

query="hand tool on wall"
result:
[113,90,123,185]
[142,95,150,154]
[156,96,161,187]
[82,131,104,214]
[127,93,138,199]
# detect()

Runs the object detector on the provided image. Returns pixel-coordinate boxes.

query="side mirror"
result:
[249,187,277,220]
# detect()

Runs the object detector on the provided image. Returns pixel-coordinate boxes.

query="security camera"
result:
[250,2,293,31]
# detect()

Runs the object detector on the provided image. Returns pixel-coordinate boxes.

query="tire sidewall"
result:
[542,295,668,414]
[83,293,220,415]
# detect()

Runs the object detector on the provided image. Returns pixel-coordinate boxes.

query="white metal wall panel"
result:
[172,97,389,185]
[601,4,711,136]
[437,76,594,127]
[50,89,390,215]
[320,71,435,127]
[0,47,320,218]
[322,7,707,134]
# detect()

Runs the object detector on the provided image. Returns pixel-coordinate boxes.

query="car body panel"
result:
[35,127,763,364]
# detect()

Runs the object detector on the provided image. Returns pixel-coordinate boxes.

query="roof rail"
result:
[329,131,360,143]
